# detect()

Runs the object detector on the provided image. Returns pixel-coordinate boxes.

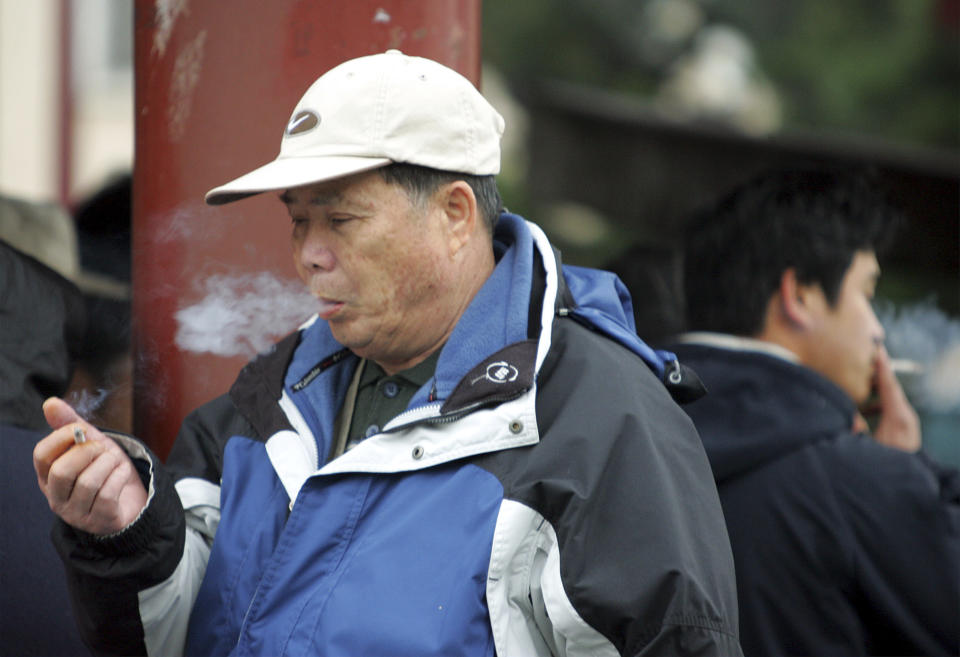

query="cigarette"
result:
[73,426,87,444]
[889,358,924,374]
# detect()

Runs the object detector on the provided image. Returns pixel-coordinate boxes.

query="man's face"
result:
[803,251,884,404]
[283,171,454,369]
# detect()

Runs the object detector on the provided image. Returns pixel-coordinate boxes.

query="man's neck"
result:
[375,344,443,377]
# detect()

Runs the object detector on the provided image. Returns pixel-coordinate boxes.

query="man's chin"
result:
[327,323,369,354]
[849,380,873,408]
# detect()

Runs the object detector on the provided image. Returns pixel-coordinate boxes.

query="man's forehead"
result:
[856,250,880,271]
[279,172,380,205]
[849,250,880,283]
[279,185,344,205]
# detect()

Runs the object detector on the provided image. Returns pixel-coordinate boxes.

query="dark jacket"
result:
[0,239,85,430]
[52,215,742,656]
[671,340,960,657]
[0,240,91,656]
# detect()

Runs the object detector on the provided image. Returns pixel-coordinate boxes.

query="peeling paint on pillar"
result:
[168,30,207,142]
[152,0,189,57]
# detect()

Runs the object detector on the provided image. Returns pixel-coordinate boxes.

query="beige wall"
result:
[0,1,61,202]
[0,0,132,205]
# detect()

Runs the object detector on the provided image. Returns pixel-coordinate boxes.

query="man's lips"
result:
[316,298,345,319]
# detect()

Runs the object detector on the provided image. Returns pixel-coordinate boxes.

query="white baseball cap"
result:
[205,50,505,205]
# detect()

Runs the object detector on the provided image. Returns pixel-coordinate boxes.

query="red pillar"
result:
[132,1,482,458]
[58,0,73,209]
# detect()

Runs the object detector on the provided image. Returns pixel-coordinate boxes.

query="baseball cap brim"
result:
[204,155,393,205]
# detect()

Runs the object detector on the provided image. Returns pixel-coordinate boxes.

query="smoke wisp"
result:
[66,386,111,421]
[175,272,315,358]
[877,299,960,414]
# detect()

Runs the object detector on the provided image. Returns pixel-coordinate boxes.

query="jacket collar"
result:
[230,214,559,455]
[670,341,857,480]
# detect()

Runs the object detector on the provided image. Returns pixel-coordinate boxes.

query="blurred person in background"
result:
[668,168,959,656]
[66,174,134,434]
[0,238,92,657]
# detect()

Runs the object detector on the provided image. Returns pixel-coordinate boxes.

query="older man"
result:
[34,51,741,656]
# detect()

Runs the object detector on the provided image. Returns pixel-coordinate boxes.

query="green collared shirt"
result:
[331,349,441,459]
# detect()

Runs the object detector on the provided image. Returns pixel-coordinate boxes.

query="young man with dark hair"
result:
[670,168,959,656]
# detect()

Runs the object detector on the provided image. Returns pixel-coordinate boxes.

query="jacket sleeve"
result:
[51,394,245,656]
[526,322,744,656]
[51,433,188,656]
[832,438,960,655]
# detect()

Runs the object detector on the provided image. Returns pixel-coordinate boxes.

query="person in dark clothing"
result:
[0,239,92,656]
[69,173,134,434]
[667,168,960,656]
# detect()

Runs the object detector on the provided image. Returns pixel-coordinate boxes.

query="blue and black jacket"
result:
[54,215,741,656]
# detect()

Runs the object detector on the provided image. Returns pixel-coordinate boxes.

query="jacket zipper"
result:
[383,388,531,433]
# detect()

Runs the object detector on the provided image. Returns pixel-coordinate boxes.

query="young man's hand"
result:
[859,347,921,453]
[33,397,148,535]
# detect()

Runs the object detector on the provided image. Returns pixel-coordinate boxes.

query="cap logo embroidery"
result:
[472,361,519,385]
[285,110,320,136]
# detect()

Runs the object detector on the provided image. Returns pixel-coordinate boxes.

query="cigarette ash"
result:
[175,272,315,358]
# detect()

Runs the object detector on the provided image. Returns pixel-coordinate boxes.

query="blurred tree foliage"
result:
[483,0,959,150]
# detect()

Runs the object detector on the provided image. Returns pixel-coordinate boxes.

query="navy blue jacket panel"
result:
[672,342,960,657]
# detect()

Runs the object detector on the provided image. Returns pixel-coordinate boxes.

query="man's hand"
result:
[860,347,921,453]
[34,397,148,535]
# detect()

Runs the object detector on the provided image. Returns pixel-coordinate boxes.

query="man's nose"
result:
[298,223,336,272]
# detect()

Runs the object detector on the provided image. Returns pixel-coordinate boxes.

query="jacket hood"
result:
[562,263,680,380]
[0,241,86,430]
[418,213,678,403]
[669,341,857,481]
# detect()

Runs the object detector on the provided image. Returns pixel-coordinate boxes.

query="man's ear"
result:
[438,181,478,256]
[778,268,817,329]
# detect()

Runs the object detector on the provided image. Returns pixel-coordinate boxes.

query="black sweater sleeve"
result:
[51,435,184,656]
[832,437,960,655]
